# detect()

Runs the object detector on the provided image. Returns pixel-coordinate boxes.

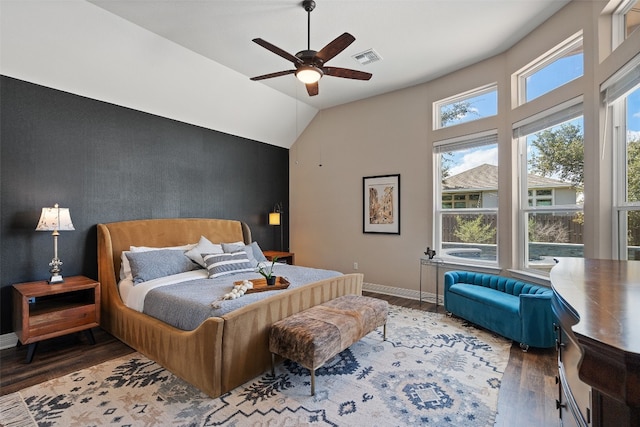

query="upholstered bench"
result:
[269,295,388,395]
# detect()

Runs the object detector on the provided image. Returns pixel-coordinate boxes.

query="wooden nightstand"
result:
[263,250,295,265]
[12,275,100,363]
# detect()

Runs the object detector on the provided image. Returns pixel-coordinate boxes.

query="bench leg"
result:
[271,353,275,376]
[310,369,316,396]
[383,323,387,341]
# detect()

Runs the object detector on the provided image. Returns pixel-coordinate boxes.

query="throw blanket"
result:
[143,264,342,330]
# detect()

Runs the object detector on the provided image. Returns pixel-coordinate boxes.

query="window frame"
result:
[432,83,497,130]
[605,54,640,260]
[434,130,499,266]
[514,98,584,272]
[612,0,640,48]
[513,31,583,107]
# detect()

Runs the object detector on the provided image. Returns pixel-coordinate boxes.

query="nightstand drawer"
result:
[28,304,97,339]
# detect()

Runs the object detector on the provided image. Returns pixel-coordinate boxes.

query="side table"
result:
[419,257,444,309]
[12,275,100,363]
[263,250,295,265]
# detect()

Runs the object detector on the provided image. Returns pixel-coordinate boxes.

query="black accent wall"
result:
[0,76,289,335]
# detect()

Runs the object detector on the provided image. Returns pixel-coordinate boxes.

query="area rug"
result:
[2,305,511,426]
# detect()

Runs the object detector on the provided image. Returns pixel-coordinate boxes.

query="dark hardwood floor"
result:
[0,292,557,426]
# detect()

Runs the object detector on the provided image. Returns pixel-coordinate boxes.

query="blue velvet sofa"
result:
[444,271,555,349]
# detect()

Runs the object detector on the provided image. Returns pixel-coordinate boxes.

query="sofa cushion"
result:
[448,283,519,315]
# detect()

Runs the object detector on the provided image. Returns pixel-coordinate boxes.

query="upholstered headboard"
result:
[98,218,251,282]
[97,218,251,333]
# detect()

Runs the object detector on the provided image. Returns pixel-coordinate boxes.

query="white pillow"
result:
[185,235,224,267]
[119,243,196,281]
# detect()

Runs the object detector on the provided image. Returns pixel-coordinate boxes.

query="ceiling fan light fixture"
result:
[296,65,322,84]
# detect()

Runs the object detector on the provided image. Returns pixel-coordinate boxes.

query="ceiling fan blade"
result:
[315,32,356,63]
[250,70,296,81]
[323,67,372,80]
[252,38,303,64]
[306,81,319,96]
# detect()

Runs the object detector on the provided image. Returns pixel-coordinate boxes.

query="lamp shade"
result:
[296,65,322,84]
[269,211,281,226]
[36,204,75,231]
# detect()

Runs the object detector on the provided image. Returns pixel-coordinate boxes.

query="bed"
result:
[97,218,363,398]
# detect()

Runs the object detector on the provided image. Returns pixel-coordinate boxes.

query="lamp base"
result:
[48,274,64,284]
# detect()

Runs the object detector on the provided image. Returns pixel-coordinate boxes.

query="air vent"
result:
[352,49,382,66]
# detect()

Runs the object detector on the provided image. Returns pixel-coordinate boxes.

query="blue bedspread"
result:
[143,264,342,330]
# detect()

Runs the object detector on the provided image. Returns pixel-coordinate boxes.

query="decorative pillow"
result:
[185,236,224,267]
[250,241,268,263]
[126,249,197,284]
[222,241,268,266]
[119,243,195,281]
[203,251,254,279]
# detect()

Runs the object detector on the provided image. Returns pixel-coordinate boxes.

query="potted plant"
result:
[257,256,278,285]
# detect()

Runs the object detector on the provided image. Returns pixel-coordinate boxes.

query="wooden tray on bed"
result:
[235,277,290,293]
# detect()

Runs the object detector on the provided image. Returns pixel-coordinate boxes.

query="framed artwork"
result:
[363,174,400,234]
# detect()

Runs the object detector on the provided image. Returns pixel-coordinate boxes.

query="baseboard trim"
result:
[363,282,442,305]
[1,332,18,350]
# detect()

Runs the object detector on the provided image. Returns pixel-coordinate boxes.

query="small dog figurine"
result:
[424,247,436,259]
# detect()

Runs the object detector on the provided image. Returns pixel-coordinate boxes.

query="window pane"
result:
[626,210,640,260]
[526,117,584,207]
[524,41,583,103]
[626,87,640,203]
[625,0,640,38]
[441,212,497,262]
[435,86,498,129]
[527,212,584,271]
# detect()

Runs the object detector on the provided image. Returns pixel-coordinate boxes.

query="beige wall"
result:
[290,0,640,294]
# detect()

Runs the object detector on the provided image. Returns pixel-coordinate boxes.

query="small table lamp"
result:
[36,203,75,284]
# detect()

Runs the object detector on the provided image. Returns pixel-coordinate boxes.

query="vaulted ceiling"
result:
[90,0,570,110]
[2,1,571,148]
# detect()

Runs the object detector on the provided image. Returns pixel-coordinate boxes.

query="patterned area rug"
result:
[2,305,510,426]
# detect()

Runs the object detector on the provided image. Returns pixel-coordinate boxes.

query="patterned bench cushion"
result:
[269,295,388,370]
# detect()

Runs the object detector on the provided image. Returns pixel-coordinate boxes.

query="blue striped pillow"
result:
[203,251,253,278]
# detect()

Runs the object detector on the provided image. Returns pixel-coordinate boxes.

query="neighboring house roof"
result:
[442,164,573,192]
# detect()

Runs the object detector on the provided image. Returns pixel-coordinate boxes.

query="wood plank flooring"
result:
[0,292,558,426]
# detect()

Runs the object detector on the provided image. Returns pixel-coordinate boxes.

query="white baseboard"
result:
[362,282,443,305]
[1,332,19,350]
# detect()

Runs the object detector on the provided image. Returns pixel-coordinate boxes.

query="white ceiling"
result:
[89,0,570,111]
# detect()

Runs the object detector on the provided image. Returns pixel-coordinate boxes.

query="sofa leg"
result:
[519,342,529,352]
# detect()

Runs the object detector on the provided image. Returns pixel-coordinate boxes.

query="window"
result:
[514,32,584,105]
[433,84,497,129]
[528,189,554,206]
[603,53,640,260]
[613,0,640,48]
[514,100,584,272]
[434,131,498,263]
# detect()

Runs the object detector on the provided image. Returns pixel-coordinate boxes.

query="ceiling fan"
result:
[250,0,372,97]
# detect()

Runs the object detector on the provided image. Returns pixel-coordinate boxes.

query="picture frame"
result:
[363,174,400,234]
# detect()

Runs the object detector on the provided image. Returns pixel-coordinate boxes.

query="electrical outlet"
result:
[353,262,358,270]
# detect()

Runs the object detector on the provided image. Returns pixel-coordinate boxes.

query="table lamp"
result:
[36,203,75,284]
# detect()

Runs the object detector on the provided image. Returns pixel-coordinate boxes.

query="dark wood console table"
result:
[550,258,640,427]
